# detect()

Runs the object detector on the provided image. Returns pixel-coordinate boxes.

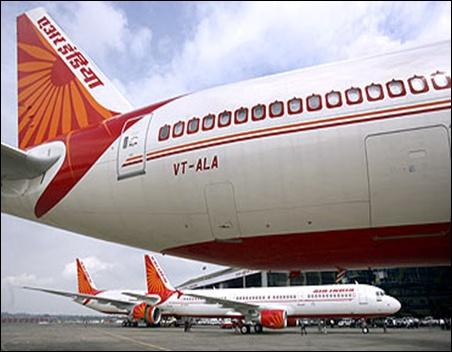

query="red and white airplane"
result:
[24,258,162,327]
[25,254,401,334]
[123,255,401,334]
[2,7,451,270]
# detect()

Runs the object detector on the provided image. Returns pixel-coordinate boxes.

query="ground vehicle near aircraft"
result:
[2,7,450,270]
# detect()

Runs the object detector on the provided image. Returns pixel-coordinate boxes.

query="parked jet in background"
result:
[124,255,401,334]
[24,258,161,327]
[2,7,450,271]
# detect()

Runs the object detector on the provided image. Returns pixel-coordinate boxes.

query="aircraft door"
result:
[358,287,368,305]
[117,114,152,180]
[366,126,451,226]
[204,182,241,241]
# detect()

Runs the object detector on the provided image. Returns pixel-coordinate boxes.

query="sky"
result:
[1,1,451,315]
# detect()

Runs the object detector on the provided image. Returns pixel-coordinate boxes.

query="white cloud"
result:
[51,1,153,85]
[2,273,53,287]
[62,256,115,280]
[130,26,153,59]
[55,1,128,60]
[124,1,451,106]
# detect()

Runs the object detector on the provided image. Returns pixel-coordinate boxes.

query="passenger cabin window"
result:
[218,111,232,127]
[431,71,451,90]
[386,79,406,98]
[173,121,184,138]
[187,117,200,134]
[307,94,322,111]
[288,97,303,114]
[158,125,170,141]
[366,83,384,101]
[325,91,342,108]
[408,75,429,94]
[235,107,248,124]
[269,101,284,118]
[202,114,215,131]
[345,87,363,105]
[252,104,266,121]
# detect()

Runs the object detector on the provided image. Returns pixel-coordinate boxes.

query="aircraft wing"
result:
[121,292,160,305]
[23,286,135,310]
[1,143,59,181]
[184,293,260,318]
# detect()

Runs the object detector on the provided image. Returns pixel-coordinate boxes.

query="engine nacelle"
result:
[259,309,287,329]
[131,303,161,325]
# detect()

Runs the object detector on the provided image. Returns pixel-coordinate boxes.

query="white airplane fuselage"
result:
[167,284,401,320]
[76,285,400,321]
[77,290,145,315]
[2,41,451,270]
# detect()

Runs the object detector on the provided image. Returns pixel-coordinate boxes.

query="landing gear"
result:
[122,320,134,327]
[360,318,369,334]
[122,320,138,328]
[254,324,263,334]
[240,324,251,335]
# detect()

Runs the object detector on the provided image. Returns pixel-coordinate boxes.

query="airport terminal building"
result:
[178,266,451,318]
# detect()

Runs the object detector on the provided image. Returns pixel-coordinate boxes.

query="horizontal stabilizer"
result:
[1,143,59,181]
[23,286,134,309]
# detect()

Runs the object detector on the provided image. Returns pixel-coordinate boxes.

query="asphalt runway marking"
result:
[94,328,172,351]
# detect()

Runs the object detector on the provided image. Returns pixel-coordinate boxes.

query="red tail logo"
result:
[145,255,176,303]
[76,258,99,295]
[16,8,132,150]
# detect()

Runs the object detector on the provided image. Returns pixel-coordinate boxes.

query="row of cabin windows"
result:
[181,295,297,301]
[235,294,296,301]
[307,293,353,299]
[158,72,451,141]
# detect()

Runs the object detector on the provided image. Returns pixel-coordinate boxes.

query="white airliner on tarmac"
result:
[122,255,401,334]
[25,255,401,334]
[2,7,451,270]
[24,258,162,327]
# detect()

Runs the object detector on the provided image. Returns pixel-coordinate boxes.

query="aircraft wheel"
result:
[240,324,251,335]
[254,324,263,334]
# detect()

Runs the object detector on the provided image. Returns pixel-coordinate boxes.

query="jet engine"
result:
[131,302,161,325]
[259,309,287,329]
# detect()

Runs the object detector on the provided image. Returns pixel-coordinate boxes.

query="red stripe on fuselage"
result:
[121,100,451,167]
[164,222,451,270]
[147,103,451,162]
[35,97,178,218]
[148,99,451,159]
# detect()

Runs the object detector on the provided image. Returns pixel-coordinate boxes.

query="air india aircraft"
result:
[122,255,401,334]
[2,7,451,270]
[25,255,401,334]
[24,258,162,327]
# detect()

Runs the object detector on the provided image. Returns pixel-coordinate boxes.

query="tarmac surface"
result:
[1,323,451,351]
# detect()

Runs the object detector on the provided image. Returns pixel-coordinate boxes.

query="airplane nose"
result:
[391,297,401,313]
